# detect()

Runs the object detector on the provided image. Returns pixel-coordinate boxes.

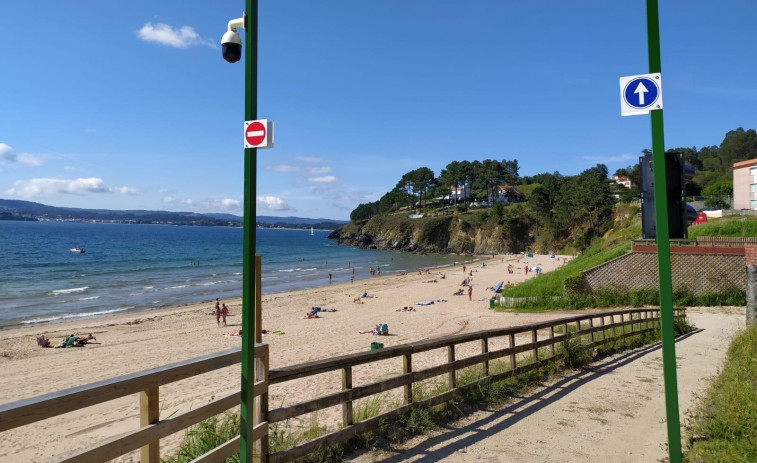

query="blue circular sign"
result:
[624,77,659,109]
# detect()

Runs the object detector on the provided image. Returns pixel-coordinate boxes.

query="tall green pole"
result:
[646,1,682,462]
[240,0,258,462]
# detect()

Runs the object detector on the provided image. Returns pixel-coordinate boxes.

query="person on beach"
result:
[215,298,220,311]
[221,304,229,326]
[525,265,529,275]
[215,304,221,326]
[329,272,332,284]
[468,285,473,301]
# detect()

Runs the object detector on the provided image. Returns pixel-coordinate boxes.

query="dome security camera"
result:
[221,16,245,63]
[221,30,242,63]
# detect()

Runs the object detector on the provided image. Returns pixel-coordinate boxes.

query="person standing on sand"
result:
[215,304,221,326]
[468,285,473,301]
[215,298,220,311]
[329,272,332,284]
[221,304,229,326]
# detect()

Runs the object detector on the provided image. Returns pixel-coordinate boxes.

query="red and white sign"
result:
[244,119,274,149]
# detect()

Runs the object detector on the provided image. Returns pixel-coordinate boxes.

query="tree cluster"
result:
[350,158,520,221]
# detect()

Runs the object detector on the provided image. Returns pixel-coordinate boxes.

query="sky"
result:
[1,1,756,221]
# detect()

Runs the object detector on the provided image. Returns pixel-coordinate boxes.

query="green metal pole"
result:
[646,1,682,462]
[240,0,258,462]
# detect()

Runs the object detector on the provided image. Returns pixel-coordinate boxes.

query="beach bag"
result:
[379,323,388,335]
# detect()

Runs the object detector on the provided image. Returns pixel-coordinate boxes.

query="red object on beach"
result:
[692,211,708,226]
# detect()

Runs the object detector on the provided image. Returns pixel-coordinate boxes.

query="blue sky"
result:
[1,1,755,221]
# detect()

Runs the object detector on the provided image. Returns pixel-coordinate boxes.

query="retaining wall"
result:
[583,247,745,295]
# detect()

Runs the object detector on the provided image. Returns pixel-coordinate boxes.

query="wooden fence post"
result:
[447,345,456,390]
[549,326,555,357]
[531,329,538,364]
[600,315,605,341]
[403,354,413,404]
[139,387,159,463]
[589,317,595,343]
[342,367,353,426]
[254,350,269,463]
[481,338,489,378]
[509,333,516,372]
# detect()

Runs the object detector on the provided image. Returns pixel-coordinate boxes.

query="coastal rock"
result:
[328,214,513,255]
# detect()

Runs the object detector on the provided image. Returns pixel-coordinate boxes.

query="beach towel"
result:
[416,301,435,306]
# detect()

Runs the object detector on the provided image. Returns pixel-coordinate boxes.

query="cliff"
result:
[327,213,514,255]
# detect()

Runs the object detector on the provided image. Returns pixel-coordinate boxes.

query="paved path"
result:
[348,308,745,463]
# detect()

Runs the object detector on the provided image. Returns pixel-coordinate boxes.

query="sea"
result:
[0,221,465,329]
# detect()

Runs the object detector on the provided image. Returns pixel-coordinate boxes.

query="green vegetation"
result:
[495,210,751,310]
[342,126,757,256]
[685,323,757,462]
[687,215,757,238]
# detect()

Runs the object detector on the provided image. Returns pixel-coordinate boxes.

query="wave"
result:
[20,307,129,325]
[169,285,189,289]
[78,296,100,301]
[50,286,89,295]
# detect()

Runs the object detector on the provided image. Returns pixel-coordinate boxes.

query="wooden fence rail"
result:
[0,308,685,463]
[264,307,684,463]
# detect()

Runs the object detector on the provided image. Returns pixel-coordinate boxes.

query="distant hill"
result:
[0,199,348,229]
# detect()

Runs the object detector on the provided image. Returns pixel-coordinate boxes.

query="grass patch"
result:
[496,286,745,311]
[685,323,757,462]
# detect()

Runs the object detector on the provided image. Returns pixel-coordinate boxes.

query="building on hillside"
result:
[610,175,632,188]
[732,158,757,210]
[444,186,471,202]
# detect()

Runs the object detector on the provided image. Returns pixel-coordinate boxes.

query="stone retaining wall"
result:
[583,249,745,295]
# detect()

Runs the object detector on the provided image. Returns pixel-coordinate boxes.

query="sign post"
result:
[240,1,258,462]
[645,1,682,462]
[619,2,681,462]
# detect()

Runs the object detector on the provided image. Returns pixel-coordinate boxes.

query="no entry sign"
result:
[244,119,274,149]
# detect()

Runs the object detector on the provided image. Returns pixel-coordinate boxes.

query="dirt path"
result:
[348,308,745,463]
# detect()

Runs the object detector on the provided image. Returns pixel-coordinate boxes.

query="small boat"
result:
[70,247,86,254]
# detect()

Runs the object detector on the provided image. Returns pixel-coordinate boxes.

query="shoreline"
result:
[0,252,570,462]
[0,251,489,333]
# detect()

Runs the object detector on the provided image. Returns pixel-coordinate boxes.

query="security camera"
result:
[221,30,242,63]
[221,17,245,63]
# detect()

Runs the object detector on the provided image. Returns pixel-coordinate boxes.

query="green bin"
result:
[489,298,495,309]
[527,253,534,257]
[371,342,384,350]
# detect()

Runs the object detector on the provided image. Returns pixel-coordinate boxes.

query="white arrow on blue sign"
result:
[619,73,663,116]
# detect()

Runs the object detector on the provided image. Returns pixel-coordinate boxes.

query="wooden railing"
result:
[263,308,685,462]
[0,345,269,463]
[0,308,685,463]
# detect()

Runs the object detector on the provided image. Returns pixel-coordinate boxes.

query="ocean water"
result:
[0,221,463,328]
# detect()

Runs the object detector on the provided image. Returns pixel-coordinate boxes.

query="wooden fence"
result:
[0,308,684,463]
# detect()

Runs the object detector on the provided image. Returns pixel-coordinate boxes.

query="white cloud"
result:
[310,166,332,174]
[582,153,638,164]
[115,186,139,195]
[308,175,337,183]
[6,177,111,198]
[163,196,194,207]
[0,143,44,166]
[257,195,294,211]
[271,165,299,173]
[295,156,325,163]
[0,143,16,162]
[217,198,241,209]
[17,153,44,166]
[137,22,215,48]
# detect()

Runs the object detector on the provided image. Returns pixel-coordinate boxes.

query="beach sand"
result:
[0,253,572,462]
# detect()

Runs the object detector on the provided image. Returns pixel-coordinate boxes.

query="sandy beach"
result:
[0,253,576,462]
